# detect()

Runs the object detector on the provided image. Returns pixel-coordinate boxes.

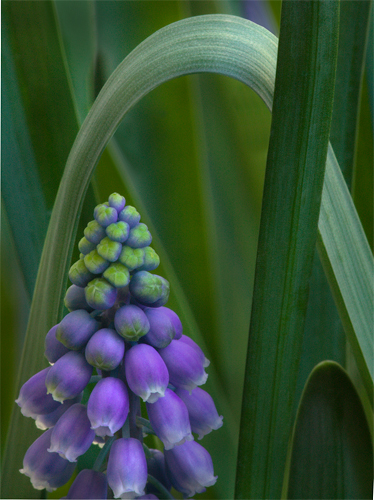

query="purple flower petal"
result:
[87,378,129,437]
[45,351,92,403]
[175,387,223,439]
[16,367,61,418]
[48,404,95,462]
[20,428,76,492]
[165,441,217,497]
[158,340,208,393]
[67,469,108,499]
[85,328,125,371]
[146,388,193,450]
[125,344,169,403]
[107,438,147,498]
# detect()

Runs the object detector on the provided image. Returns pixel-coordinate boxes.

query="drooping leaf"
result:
[317,145,374,403]
[286,361,373,499]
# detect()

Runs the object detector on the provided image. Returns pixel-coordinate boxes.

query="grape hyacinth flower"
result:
[107,438,147,498]
[87,378,129,436]
[45,351,93,402]
[16,368,61,418]
[142,306,182,348]
[66,469,108,499]
[17,193,221,498]
[124,344,169,403]
[35,394,83,430]
[146,388,193,450]
[20,428,76,491]
[44,325,70,364]
[175,387,223,439]
[158,339,209,392]
[165,441,218,497]
[48,404,95,462]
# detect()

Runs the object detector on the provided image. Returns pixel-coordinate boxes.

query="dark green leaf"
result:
[235,2,340,498]
[286,361,373,499]
[296,0,372,423]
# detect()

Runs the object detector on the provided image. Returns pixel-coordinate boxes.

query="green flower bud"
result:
[84,220,106,245]
[68,259,95,287]
[129,271,170,308]
[78,237,96,255]
[119,246,145,272]
[85,278,117,310]
[94,205,118,228]
[108,193,126,212]
[118,205,141,228]
[138,246,160,272]
[127,223,152,248]
[105,221,130,243]
[97,237,122,262]
[84,250,110,274]
[103,263,130,288]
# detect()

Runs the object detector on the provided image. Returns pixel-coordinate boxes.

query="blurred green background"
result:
[1,1,372,499]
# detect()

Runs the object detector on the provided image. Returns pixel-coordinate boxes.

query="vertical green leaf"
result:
[286,362,373,499]
[296,0,372,418]
[1,2,97,497]
[235,2,340,498]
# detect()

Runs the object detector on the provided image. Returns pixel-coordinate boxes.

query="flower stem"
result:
[92,435,116,471]
[89,375,102,384]
[147,474,175,499]
[136,416,156,436]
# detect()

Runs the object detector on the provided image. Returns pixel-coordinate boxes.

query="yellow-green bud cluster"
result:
[67,193,163,311]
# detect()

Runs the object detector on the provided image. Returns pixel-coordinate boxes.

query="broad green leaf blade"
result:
[354,76,374,250]
[286,361,373,499]
[235,2,340,498]
[1,37,48,298]
[330,0,372,188]
[2,1,79,210]
[1,2,97,497]
[296,0,372,425]
[54,0,97,124]
[318,146,374,403]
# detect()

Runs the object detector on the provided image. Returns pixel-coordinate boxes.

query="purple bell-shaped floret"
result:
[158,339,208,393]
[35,394,83,430]
[175,387,223,439]
[48,403,95,462]
[64,285,92,312]
[85,328,125,371]
[125,344,168,403]
[66,469,108,499]
[56,310,99,350]
[165,440,217,497]
[16,367,61,418]
[179,335,210,367]
[107,438,147,499]
[114,304,150,341]
[44,325,70,364]
[20,428,76,491]
[146,388,193,450]
[87,378,129,437]
[142,307,181,348]
[45,351,93,403]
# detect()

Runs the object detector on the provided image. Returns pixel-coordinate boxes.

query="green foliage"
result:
[2,1,372,499]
